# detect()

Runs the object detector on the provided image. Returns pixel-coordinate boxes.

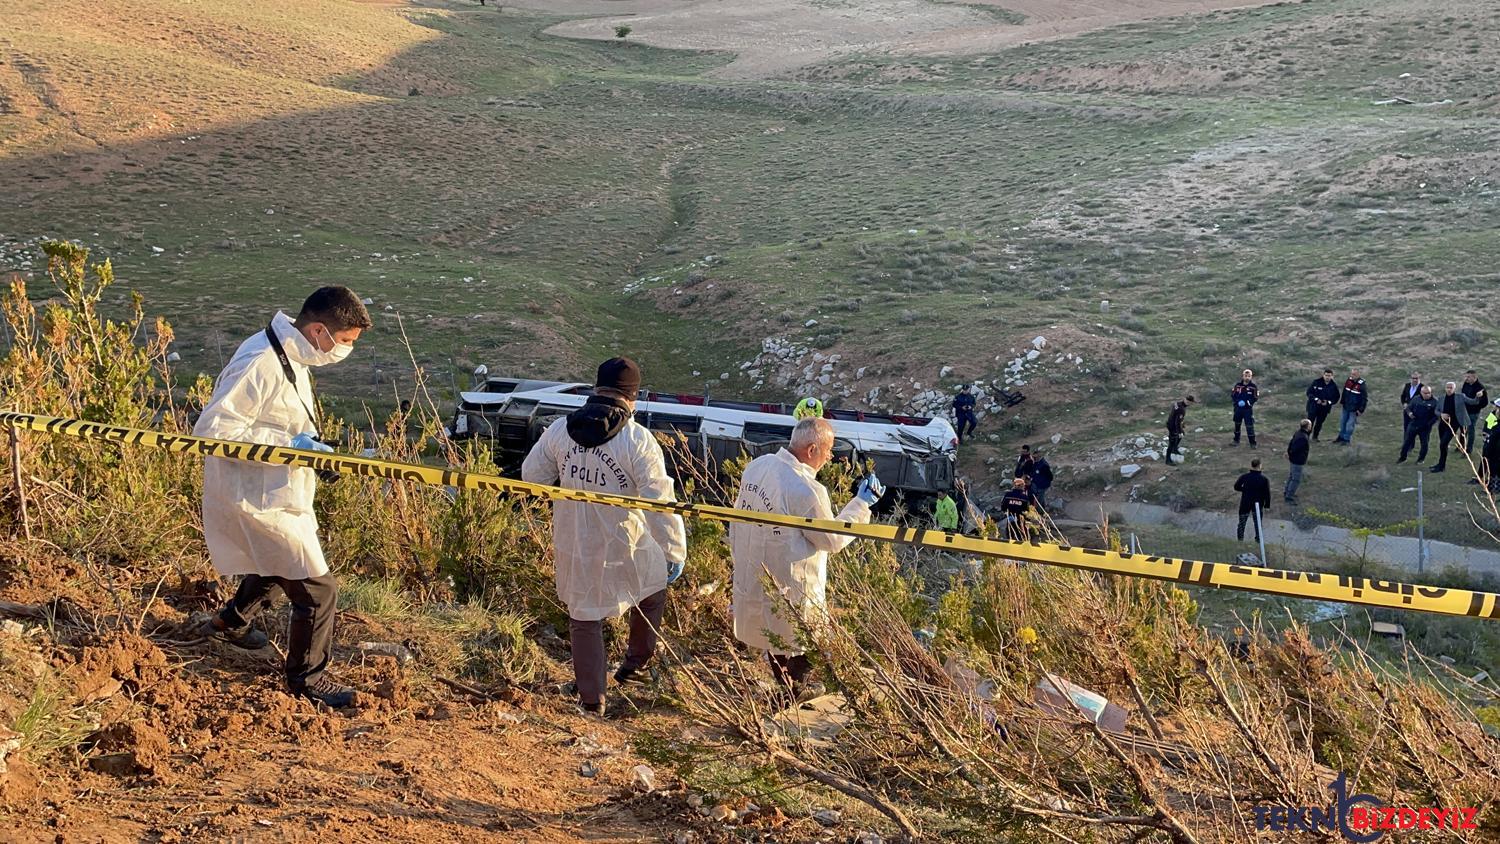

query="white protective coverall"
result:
[194,311,328,580]
[521,414,687,622]
[730,448,871,655]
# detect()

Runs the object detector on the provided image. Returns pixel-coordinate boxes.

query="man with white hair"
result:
[731,417,883,699]
[1433,381,1471,473]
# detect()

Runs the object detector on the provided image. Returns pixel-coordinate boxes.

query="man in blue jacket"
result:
[1304,369,1340,441]
[952,385,977,443]
[1398,384,1439,464]
[1230,369,1259,448]
[1333,368,1368,445]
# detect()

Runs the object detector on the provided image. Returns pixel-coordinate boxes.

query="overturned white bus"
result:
[448,375,959,503]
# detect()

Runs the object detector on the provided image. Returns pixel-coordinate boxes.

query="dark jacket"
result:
[953,392,976,414]
[1287,430,1310,466]
[1167,401,1189,435]
[1000,488,1031,517]
[1015,454,1034,479]
[566,395,632,448]
[1462,380,1488,416]
[1340,377,1368,413]
[1231,380,1259,410]
[1233,470,1271,514]
[1305,378,1339,415]
[1405,395,1439,431]
[1399,382,1424,407]
[1030,458,1054,490]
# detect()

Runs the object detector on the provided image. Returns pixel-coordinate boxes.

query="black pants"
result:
[956,410,977,441]
[569,589,666,707]
[219,573,338,689]
[1233,406,1256,444]
[1308,405,1332,439]
[1166,431,1182,461]
[769,653,812,687]
[1399,424,1432,462]
[1237,509,1262,542]
[1435,425,1455,470]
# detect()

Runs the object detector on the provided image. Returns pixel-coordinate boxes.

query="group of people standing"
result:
[1179,367,1499,545]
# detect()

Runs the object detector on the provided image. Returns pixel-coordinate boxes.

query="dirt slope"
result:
[527,0,1294,78]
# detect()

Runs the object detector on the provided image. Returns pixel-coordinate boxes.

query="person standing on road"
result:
[934,489,960,532]
[1433,381,1472,473]
[1284,419,1311,505]
[1304,369,1340,441]
[1334,368,1368,445]
[952,385,978,444]
[1462,371,1488,454]
[1230,369,1259,448]
[522,357,688,716]
[1234,458,1271,543]
[1398,384,1440,464]
[195,286,373,708]
[1398,372,1424,431]
[730,417,883,700]
[1166,395,1194,464]
[1028,451,1054,512]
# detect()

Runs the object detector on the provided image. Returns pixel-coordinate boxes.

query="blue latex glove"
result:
[291,432,334,453]
[856,474,886,505]
[666,560,685,585]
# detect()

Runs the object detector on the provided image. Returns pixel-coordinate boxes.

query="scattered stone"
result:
[853,832,884,844]
[362,297,374,305]
[1100,299,1110,313]
[812,808,842,827]
[1032,336,1046,349]
[579,760,598,778]
[150,246,164,254]
[165,352,181,363]
[686,793,705,809]
[940,365,953,378]
[1119,464,1142,479]
[673,832,696,844]
[356,641,414,665]
[632,764,657,793]
[1050,434,1061,444]
[1236,553,1261,565]
[1438,655,1457,666]
[0,728,20,775]
[805,319,819,327]
[708,804,736,823]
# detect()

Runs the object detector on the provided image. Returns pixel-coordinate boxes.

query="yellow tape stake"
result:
[4,411,1499,621]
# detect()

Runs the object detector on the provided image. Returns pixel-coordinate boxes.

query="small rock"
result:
[853,833,884,844]
[1120,464,1142,479]
[165,352,181,363]
[1032,335,1047,349]
[1236,553,1261,565]
[356,641,414,665]
[686,793,705,809]
[0,728,21,775]
[805,319,819,327]
[1193,426,1204,433]
[708,804,736,823]
[579,761,598,778]
[150,246,164,254]
[1438,655,1457,666]
[940,365,953,378]
[631,764,657,793]
[1025,349,1040,361]
[812,808,842,827]
[1050,434,1061,445]
[673,832,696,844]
[362,297,374,305]
[1100,299,1110,313]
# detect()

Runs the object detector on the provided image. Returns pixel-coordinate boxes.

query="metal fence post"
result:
[1416,470,1426,574]
[1255,502,1268,565]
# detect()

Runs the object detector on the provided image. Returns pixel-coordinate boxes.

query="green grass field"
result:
[2,0,1497,549]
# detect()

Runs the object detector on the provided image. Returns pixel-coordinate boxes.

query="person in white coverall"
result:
[731,417,884,699]
[522,357,687,716]
[194,286,372,708]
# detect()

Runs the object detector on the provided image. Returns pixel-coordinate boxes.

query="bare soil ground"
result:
[0,546,720,844]
[527,0,1293,78]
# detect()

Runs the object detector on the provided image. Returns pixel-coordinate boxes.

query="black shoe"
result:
[613,663,651,686]
[1249,441,1258,449]
[1397,456,1407,464]
[1232,440,1240,446]
[1432,466,1445,474]
[580,700,606,717]
[293,675,356,708]
[200,615,270,650]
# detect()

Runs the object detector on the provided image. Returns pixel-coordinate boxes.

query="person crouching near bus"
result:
[730,417,884,704]
[521,357,687,716]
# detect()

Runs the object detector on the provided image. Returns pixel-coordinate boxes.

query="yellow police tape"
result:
[3,411,1499,621]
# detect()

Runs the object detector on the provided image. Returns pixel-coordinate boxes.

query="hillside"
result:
[3,0,1498,549]
[1,2,1500,840]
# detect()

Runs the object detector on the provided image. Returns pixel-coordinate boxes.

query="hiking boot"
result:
[200,615,270,650]
[613,663,655,687]
[293,675,356,708]
[580,700,607,717]
[1431,466,1445,474]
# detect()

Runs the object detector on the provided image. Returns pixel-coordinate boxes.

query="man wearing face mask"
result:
[194,286,372,708]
